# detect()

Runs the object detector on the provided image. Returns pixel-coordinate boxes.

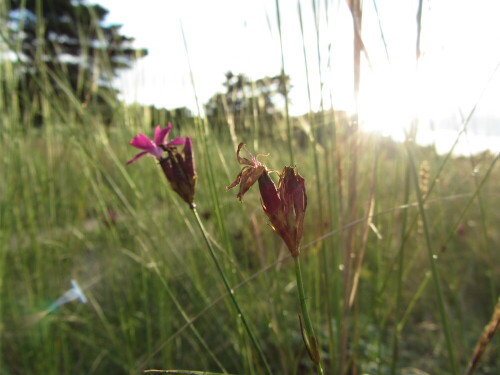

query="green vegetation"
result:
[1,107,498,374]
[1,1,499,375]
[2,0,146,126]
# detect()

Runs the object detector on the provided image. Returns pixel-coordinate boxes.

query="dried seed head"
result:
[227,143,267,201]
[418,160,430,234]
[227,143,307,257]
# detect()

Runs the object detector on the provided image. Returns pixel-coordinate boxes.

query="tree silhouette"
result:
[205,71,291,137]
[3,0,147,124]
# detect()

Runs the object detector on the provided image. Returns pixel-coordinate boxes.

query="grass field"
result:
[1,1,499,374]
[1,111,498,374]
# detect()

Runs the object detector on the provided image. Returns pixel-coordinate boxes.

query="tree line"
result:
[1,0,345,140]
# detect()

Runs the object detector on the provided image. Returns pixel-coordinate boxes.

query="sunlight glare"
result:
[358,63,419,142]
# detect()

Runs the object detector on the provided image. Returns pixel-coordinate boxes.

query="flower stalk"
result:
[295,255,324,375]
[190,206,273,375]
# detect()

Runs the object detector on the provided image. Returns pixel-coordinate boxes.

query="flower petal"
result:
[126,151,149,165]
[236,165,266,201]
[154,124,172,145]
[227,169,244,191]
[166,136,186,147]
[130,134,156,151]
[236,143,257,166]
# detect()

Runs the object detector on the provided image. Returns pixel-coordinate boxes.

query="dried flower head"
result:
[226,143,267,201]
[227,143,307,257]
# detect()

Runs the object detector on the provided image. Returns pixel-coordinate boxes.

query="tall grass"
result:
[1,1,499,374]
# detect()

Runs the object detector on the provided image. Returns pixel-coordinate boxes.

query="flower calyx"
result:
[161,136,197,207]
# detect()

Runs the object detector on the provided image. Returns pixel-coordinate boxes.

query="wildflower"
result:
[48,280,87,312]
[227,143,307,257]
[226,143,267,201]
[127,123,196,207]
[127,124,184,165]
[161,136,197,207]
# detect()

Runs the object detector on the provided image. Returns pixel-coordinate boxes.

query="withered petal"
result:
[226,168,245,191]
[236,142,259,167]
[236,165,266,201]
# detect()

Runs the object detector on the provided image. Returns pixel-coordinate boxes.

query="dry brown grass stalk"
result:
[418,160,429,234]
[349,151,377,308]
[466,298,500,375]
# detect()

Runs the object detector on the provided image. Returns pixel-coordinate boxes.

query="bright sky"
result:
[97,0,500,155]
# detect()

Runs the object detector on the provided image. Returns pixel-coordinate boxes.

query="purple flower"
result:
[127,123,184,165]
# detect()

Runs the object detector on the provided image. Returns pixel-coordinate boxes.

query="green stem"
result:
[191,205,273,375]
[407,144,458,375]
[294,255,324,375]
[390,154,411,375]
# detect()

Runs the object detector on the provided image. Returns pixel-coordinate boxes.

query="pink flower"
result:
[127,123,185,165]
